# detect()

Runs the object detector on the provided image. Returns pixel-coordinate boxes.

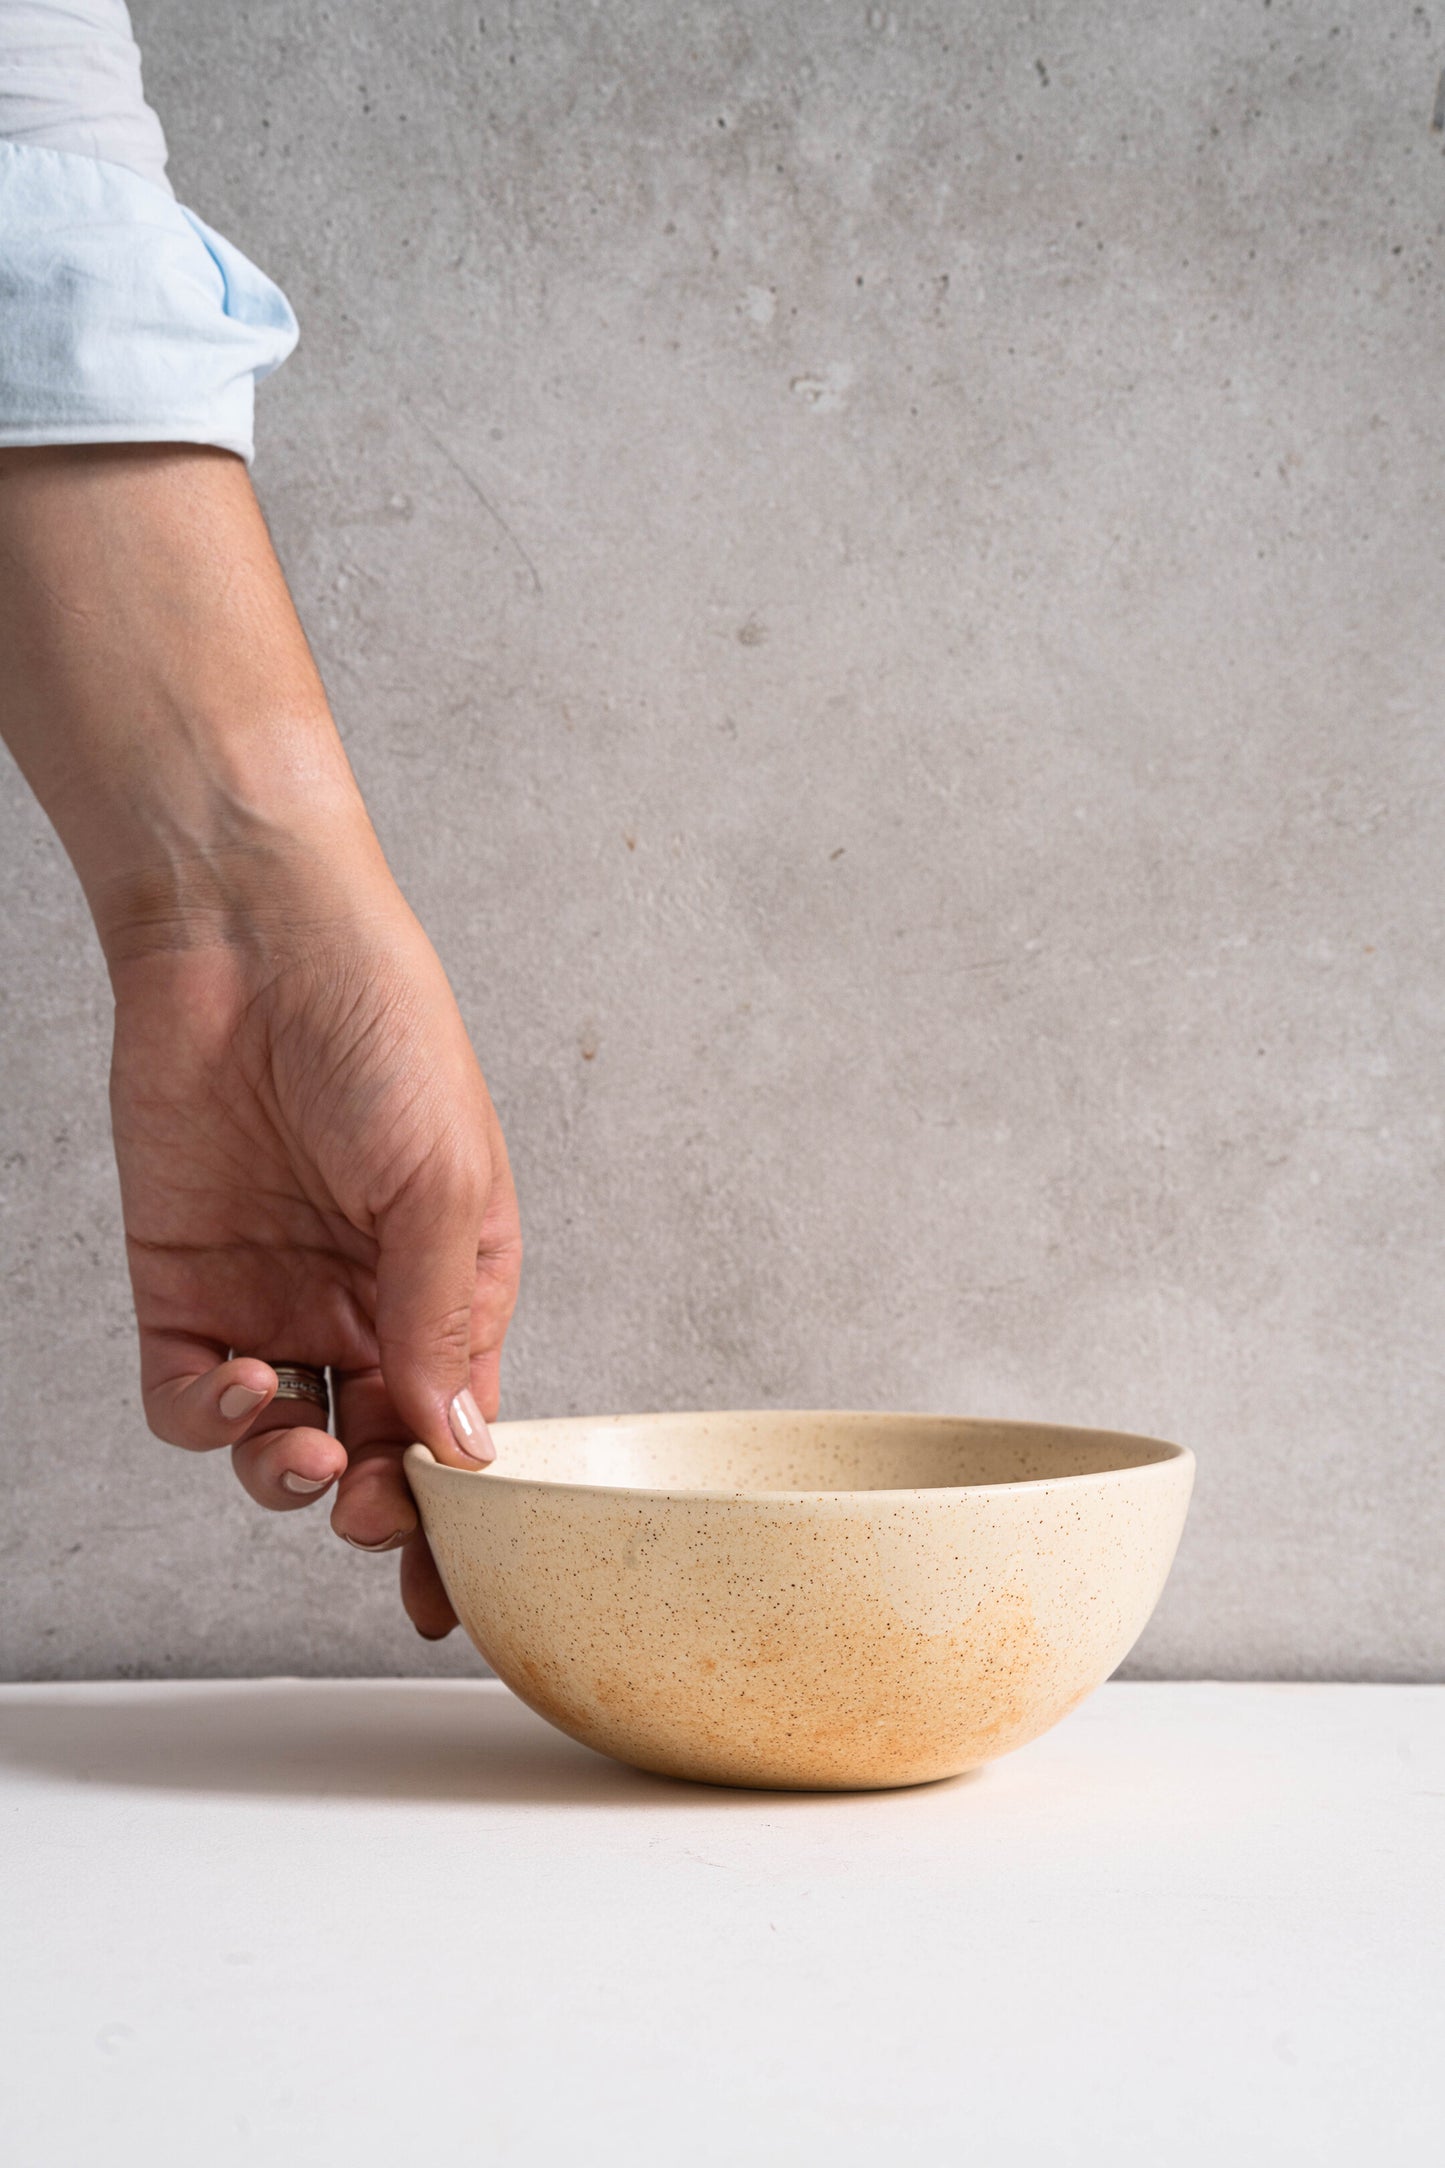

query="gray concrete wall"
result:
[2,0,1441,1680]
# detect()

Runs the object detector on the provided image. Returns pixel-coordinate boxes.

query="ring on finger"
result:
[249,1360,331,1424]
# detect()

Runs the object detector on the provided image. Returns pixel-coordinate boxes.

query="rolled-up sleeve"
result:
[0,2,297,463]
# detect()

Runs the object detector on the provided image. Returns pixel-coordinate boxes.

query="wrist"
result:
[89,756,394,970]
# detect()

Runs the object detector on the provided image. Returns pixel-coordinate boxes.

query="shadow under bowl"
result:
[406,1411,1193,1792]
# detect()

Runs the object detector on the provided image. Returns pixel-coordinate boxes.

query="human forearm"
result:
[0,443,382,960]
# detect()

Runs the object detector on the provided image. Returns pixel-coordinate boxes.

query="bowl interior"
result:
[462,1411,1184,1496]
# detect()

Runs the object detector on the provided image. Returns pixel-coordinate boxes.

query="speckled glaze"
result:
[405,1413,1194,1791]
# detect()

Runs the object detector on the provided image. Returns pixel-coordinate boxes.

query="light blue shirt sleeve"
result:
[0,2,297,463]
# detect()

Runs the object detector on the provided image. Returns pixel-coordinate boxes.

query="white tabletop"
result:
[2,1679,1440,2165]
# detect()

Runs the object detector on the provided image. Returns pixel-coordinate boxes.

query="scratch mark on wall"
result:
[419,421,544,596]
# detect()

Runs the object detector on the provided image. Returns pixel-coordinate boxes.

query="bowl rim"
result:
[405,1411,1194,1506]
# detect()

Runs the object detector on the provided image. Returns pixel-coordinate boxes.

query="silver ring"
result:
[269,1363,331,1419]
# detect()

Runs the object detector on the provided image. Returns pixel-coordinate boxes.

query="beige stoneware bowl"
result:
[405,1412,1193,1792]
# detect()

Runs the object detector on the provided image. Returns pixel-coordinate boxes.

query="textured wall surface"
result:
[2,1,1442,1680]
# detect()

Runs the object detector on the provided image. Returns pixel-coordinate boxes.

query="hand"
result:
[109,855,521,1637]
[0,443,521,1636]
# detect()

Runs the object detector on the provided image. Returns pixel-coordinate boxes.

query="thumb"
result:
[374,1176,495,1470]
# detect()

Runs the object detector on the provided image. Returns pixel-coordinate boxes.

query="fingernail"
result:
[342,1531,408,1553]
[449,1388,495,1464]
[281,1471,332,1496]
[219,1383,268,1421]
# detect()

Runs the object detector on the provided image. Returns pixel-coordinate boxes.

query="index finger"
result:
[330,1364,466,1636]
[329,1366,422,1551]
